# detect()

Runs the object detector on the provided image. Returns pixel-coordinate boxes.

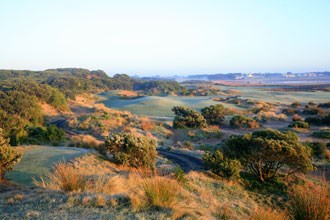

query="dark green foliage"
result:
[305,116,323,125]
[201,104,225,125]
[24,125,64,145]
[104,132,157,168]
[289,121,310,129]
[230,115,259,128]
[0,129,23,180]
[133,80,185,96]
[203,150,241,180]
[224,129,313,182]
[302,107,324,115]
[305,142,327,158]
[312,129,330,139]
[173,166,188,185]
[318,102,330,108]
[172,106,207,129]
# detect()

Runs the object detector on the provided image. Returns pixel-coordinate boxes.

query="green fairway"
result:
[5,146,87,185]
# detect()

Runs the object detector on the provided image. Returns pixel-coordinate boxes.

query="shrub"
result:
[0,129,23,180]
[172,106,207,129]
[305,116,323,125]
[104,132,157,168]
[225,129,313,182]
[201,104,225,125]
[173,166,188,185]
[312,129,330,139]
[302,107,324,115]
[288,121,309,129]
[305,142,327,158]
[203,150,241,180]
[291,101,302,108]
[143,176,180,209]
[292,114,303,122]
[287,182,330,220]
[282,108,298,116]
[230,115,259,128]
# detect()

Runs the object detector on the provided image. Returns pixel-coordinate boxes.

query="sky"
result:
[0,0,330,76]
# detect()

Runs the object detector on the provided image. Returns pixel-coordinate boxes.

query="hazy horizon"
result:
[1,1,330,76]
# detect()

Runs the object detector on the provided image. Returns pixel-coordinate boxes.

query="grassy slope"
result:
[5,146,87,185]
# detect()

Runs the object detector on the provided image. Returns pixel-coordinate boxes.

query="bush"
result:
[287,182,330,220]
[305,116,323,125]
[305,142,327,158]
[0,129,23,180]
[104,132,157,168]
[302,107,324,115]
[288,121,309,129]
[201,104,225,125]
[172,106,207,129]
[225,129,313,182]
[282,108,298,116]
[203,150,241,180]
[292,114,303,122]
[230,115,259,128]
[291,101,302,108]
[312,129,330,139]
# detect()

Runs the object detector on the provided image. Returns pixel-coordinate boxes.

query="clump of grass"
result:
[142,176,181,209]
[287,181,330,220]
[215,204,235,220]
[249,208,287,220]
[35,161,86,192]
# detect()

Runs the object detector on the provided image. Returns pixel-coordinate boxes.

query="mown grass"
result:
[5,145,86,185]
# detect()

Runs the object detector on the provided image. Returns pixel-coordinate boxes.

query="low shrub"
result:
[288,121,309,129]
[104,132,158,168]
[305,142,327,158]
[302,107,324,115]
[282,108,298,116]
[203,150,241,180]
[287,182,330,220]
[230,115,259,128]
[292,114,303,122]
[312,129,330,139]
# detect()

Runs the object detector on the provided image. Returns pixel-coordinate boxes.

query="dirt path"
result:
[158,149,204,172]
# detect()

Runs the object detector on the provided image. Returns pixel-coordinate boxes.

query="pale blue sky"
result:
[1,0,329,76]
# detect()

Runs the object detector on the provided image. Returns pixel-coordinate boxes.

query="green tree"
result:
[172,106,207,129]
[201,104,225,125]
[0,129,23,180]
[225,129,313,182]
[104,132,157,168]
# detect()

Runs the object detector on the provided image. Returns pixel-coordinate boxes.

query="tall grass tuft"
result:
[287,181,330,220]
[35,161,86,192]
[142,176,180,209]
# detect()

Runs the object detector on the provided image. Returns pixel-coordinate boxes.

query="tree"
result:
[104,132,157,168]
[225,129,313,182]
[172,106,207,129]
[0,129,23,180]
[201,104,225,125]
[203,150,241,180]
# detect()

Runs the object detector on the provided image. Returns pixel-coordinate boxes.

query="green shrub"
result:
[312,129,330,139]
[225,129,313,182]
[282,108,298,116]
[203,150,241,180]
[0,129,23,180]
[230,115,259,128]
[172,106,207,129]
[201,104,225,125]
[104,132,157,168]
[305,142,327,158]
[173,166,188,185]
[289,121,309,129]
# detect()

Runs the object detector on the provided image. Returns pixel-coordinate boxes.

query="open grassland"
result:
[5,146,87,185]
[99,90,238,117]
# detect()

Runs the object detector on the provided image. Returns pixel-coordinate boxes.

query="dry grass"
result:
[142,176,181,209]
[287,181,330,220]
[140,116,155,131]
[249,208,288,220]
[35,161,86,192]
[69,134,103,149]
